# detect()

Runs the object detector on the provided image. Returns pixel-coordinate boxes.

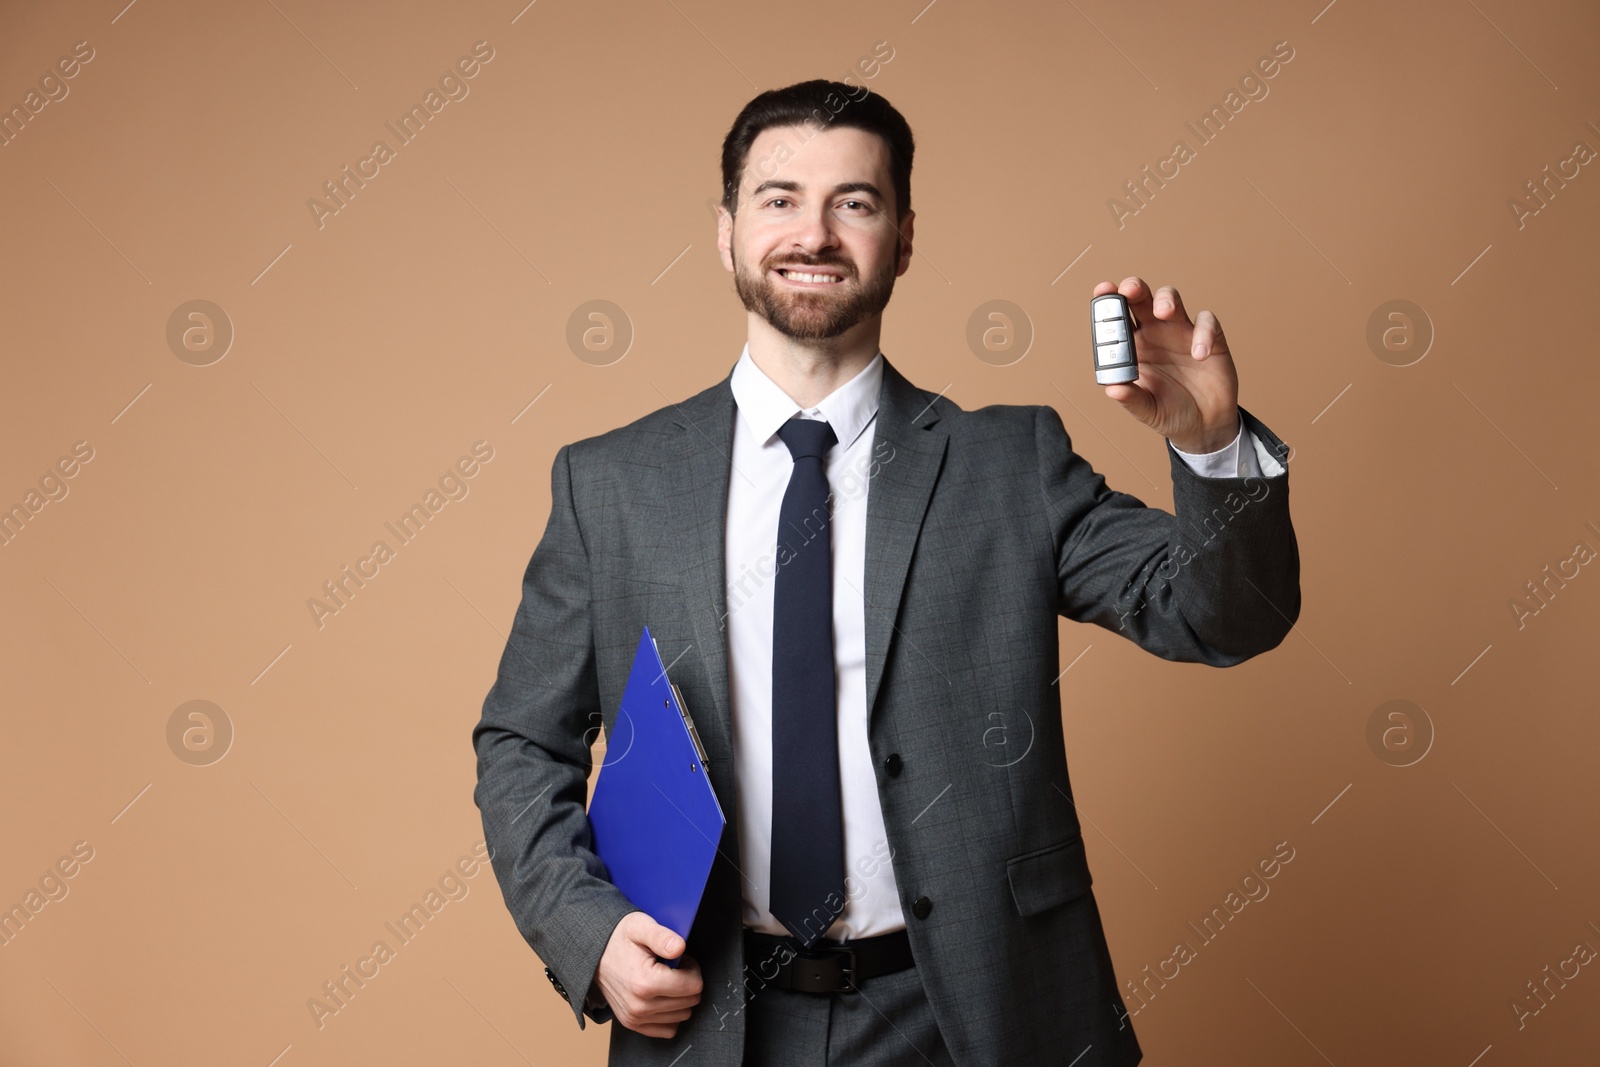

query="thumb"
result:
[644,922,685,960]
[1104,381,1157,425]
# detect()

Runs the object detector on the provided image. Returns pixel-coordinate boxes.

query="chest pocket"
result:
[1006,833,1093,917]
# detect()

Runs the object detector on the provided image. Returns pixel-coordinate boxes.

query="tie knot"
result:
[777,417,837,462]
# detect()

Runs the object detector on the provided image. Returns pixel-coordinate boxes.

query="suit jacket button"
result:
[884,753,903,777]
[545,966,569,999]
[912,895,932,919]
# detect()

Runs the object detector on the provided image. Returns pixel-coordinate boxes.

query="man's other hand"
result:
[592,911,703,1038]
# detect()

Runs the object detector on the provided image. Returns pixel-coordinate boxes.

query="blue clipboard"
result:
[588,625,726,963]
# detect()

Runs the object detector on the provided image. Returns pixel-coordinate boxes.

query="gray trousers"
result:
[741,963,957,1067]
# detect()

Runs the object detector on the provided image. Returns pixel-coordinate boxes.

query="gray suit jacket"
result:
[472,354,1299,1066]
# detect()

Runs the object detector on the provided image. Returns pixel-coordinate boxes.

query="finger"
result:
[1151,285,1194,328]
[1190,310,1228,359]
[1104,381,1157,423]
[635,984,700,1011]
[618,986,699,1022]
[641,956,703,998]
[1117,276,1154,324]
[626,995,698,1036]
[1091,279,1119,297]
[636,991,702,1014]
[638,973,703,1002]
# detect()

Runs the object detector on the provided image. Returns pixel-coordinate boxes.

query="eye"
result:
[842,200,869,211]
[766,197,791,209]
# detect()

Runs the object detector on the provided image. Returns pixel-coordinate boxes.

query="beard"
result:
[731,243,899,341]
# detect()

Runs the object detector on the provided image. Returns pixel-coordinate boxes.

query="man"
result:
[473,79,1299,1066]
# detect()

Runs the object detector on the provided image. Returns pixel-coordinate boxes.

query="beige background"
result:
[2,0,1598,1063]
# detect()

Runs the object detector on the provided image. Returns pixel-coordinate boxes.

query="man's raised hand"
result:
[1092,276,1240,455]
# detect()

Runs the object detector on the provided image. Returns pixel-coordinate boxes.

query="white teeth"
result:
[780,269,842,284]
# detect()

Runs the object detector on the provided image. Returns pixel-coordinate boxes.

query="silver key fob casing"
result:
[1090,293,1139,385]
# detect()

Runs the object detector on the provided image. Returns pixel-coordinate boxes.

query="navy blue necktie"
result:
[769,417,845,948]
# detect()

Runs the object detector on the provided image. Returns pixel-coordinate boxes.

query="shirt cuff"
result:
[1170,415,1285,479]
[1171,415,1245,478]
[582,984,612,1022]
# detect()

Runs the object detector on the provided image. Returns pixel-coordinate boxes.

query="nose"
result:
[786,202,840,259]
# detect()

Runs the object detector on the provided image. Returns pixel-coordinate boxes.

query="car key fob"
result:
[1090,293,1139,385]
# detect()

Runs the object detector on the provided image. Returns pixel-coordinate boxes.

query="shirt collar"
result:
[729,342,882,452]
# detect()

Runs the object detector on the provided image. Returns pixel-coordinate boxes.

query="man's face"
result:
[718,123,913,341]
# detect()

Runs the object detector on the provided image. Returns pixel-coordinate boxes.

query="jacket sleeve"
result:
[472,442,638,1028]
[1037,403,1301,665]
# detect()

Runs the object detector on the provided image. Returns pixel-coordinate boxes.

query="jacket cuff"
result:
[542,900,638,1029]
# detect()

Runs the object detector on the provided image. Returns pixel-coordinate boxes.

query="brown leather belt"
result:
[743,927,915,994]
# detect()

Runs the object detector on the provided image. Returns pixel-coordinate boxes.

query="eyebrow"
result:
[748,179,885,203]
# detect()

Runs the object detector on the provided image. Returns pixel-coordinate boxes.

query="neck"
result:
[745,314,881,409]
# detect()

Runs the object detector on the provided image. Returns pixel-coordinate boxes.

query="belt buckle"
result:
[787,944,858,994]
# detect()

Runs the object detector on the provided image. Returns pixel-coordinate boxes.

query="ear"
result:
[716,204,735,273]
[895,209,915,277]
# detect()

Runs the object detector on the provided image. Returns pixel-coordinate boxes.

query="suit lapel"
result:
[664,373,738,764]
[860,358,948,723]
[664,355,949,762]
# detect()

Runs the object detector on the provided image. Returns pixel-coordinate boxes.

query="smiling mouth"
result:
[773,267,847,286]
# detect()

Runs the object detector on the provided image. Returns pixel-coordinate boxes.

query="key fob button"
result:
[1097,341,1131,367]
[1094,319,1129,343]
[1091,295,1124,320]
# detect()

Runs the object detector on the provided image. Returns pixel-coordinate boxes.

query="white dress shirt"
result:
[724,345,1281,940]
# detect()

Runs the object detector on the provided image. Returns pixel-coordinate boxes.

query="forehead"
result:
[739,123,891,194]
